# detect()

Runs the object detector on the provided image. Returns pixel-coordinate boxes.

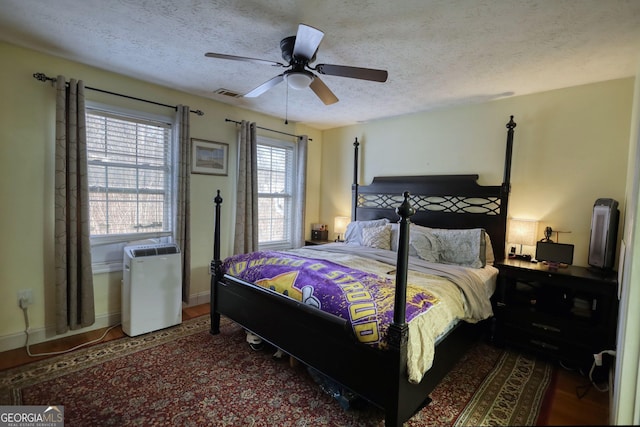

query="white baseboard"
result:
[0,291,210,354]
[185,290,211,307]
[0,311,121,353]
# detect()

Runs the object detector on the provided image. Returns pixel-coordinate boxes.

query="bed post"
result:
[210,190,223,335]
[502,115,516,190]
[392,191,415,325]
[386,191,415,427]
[498,115,516,261]
[351,137,360,221]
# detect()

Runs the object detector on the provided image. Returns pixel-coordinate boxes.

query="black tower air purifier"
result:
[588,198,619,270]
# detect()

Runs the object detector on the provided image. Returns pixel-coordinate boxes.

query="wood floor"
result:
[1,303,610,425]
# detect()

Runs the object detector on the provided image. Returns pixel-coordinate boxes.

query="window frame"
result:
[256,135,298,251]
[85,101,176,273]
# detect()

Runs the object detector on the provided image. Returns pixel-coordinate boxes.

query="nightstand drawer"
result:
[502,279,610,325]
[500,308,599,344]
[501,323,594,365]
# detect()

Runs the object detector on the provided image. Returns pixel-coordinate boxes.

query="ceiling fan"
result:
[205,23,388,105]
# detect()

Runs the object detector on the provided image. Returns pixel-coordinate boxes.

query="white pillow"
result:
[410,231,441,262]
[430,228,487,268]
[391,223,493,267]
[361,224,392,250]
[484,231,495,264]
[344,218,390,246]
[390,223,427,253]
[390,223,399,251]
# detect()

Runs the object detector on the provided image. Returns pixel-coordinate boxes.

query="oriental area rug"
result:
[0,316,554,426]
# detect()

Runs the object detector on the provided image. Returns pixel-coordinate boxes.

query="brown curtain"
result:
[54,76,95,334]
[174,105,191,303]
[293,135,308,248]
[234,121,259,254]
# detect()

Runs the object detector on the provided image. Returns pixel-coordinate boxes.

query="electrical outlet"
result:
[17,289,34,308]
[594,352,603,366]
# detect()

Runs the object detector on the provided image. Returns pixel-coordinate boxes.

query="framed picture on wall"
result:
[191,139,228,176]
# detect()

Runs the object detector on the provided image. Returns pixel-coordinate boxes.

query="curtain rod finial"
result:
[33,72,52,82]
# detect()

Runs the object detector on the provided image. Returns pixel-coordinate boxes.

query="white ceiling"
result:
[1,0,639,130]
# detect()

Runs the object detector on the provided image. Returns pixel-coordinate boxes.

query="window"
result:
[257,137,296,249]
[86,104,175,272]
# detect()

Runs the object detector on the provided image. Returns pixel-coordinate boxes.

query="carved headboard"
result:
[351,116,516,261]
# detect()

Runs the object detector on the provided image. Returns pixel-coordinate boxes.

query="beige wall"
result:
[0,42,322,350]
[321,79,633,266]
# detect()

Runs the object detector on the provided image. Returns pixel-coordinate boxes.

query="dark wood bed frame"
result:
[210,116,517,426]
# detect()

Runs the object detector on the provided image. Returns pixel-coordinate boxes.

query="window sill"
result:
[92,261,123,274]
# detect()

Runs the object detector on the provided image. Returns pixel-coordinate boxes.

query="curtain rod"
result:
[33,72,204,116]
[225,118,312,141]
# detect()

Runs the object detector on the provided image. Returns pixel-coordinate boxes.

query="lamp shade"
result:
[334,216,350,236]
[507,218,538,246]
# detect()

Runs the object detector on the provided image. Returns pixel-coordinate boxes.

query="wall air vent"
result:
[213,88,241,98]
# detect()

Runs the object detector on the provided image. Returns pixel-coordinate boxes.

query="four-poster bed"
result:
[209,116,517,426]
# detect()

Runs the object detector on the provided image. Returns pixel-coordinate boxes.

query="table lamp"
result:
[507,218,538,261]
[334,216,349,242]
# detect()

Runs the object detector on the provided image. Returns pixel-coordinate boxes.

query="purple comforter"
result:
[222,250,439,349]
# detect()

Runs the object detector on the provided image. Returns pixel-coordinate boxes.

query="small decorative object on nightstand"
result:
[492,258,618,372]
[311,223,328,242]
[311,229,328,241]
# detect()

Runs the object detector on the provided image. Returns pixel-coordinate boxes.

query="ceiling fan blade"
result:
[315,64,388,82]
[205,52,285,68]
[293,24,324,60]
[309,76,338,105]
[244,74,285,98]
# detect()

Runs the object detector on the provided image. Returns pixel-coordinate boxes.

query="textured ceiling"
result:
[1,0,639,130]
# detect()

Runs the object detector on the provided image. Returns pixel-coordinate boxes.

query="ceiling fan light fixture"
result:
[285,71,313,90]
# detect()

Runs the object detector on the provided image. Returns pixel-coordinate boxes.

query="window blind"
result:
[257,141,295,246]
[86,109,173,239]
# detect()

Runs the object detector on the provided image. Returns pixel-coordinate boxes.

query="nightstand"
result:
[305,239,334,246]
[492,259,618,370]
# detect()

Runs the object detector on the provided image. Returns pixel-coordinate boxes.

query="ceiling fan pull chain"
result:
[284,83,289,125]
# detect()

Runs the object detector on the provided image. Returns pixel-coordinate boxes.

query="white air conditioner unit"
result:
[122,243,182,336]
